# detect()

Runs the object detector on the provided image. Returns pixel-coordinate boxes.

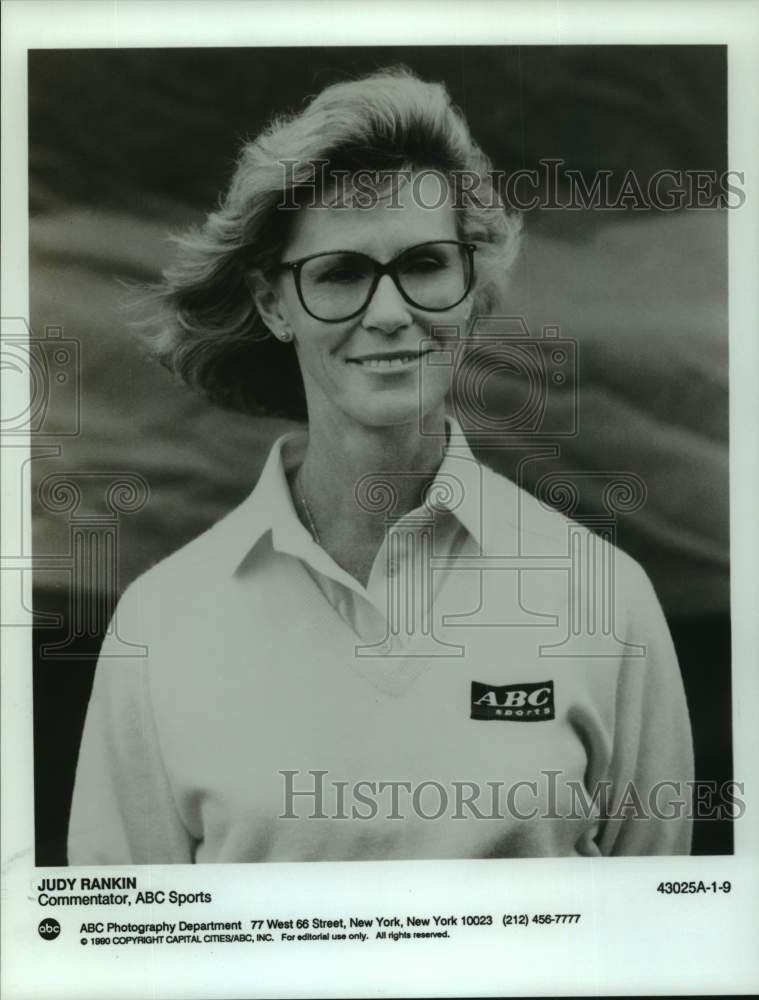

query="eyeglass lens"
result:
[298,242,471,320]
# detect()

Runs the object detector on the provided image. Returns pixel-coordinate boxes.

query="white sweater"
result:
[68,422,693,863]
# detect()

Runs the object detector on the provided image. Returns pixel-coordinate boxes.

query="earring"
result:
[278,330,294,343]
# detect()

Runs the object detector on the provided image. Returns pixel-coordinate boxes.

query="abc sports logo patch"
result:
[471,680,555,721]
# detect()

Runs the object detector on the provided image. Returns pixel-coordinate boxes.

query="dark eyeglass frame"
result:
[275,239,477,323]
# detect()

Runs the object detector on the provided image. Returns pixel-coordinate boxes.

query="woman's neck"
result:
[294,408,449,568]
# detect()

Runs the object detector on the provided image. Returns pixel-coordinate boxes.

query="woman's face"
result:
[256,174,473,432]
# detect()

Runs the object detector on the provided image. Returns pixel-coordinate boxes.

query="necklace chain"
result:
[296,468,321,545]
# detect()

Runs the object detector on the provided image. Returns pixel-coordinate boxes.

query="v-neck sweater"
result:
[68,421,693,864]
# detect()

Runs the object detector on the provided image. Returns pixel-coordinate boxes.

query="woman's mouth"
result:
[346,350,431,371]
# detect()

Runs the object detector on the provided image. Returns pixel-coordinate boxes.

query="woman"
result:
[68,67,693,864]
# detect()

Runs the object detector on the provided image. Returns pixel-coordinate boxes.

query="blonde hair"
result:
[145,65,521,419]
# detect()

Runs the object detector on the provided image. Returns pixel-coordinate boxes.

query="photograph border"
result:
[2,2,758,998]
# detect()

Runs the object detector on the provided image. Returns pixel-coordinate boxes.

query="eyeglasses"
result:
[276,240,477,323]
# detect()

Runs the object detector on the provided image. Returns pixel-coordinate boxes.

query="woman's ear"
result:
[244,270,294,342]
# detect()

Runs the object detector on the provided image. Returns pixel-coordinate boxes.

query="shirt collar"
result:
[217,415,490,577]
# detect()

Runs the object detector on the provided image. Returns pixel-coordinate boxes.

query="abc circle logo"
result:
[38,918,61,941]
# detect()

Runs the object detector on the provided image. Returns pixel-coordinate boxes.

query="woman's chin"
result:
[303,374,450,431]
[339,389,447,430]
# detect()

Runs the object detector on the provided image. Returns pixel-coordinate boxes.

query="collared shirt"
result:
[251,421,474,656]
[68,419,694,864]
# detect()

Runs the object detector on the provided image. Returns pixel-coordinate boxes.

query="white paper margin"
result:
[2,2,758,998]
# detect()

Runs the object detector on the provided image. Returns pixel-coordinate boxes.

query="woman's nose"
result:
[361,274,413,333]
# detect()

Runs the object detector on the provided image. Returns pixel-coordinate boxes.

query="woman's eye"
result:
[312,260,366,284]
[402,256,445,274]
[324,268,362,283]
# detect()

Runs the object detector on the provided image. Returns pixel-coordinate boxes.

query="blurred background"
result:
[27,46,730,862]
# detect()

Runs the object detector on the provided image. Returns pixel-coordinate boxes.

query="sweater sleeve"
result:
[596,557,694,856]
[67,580,195,865]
